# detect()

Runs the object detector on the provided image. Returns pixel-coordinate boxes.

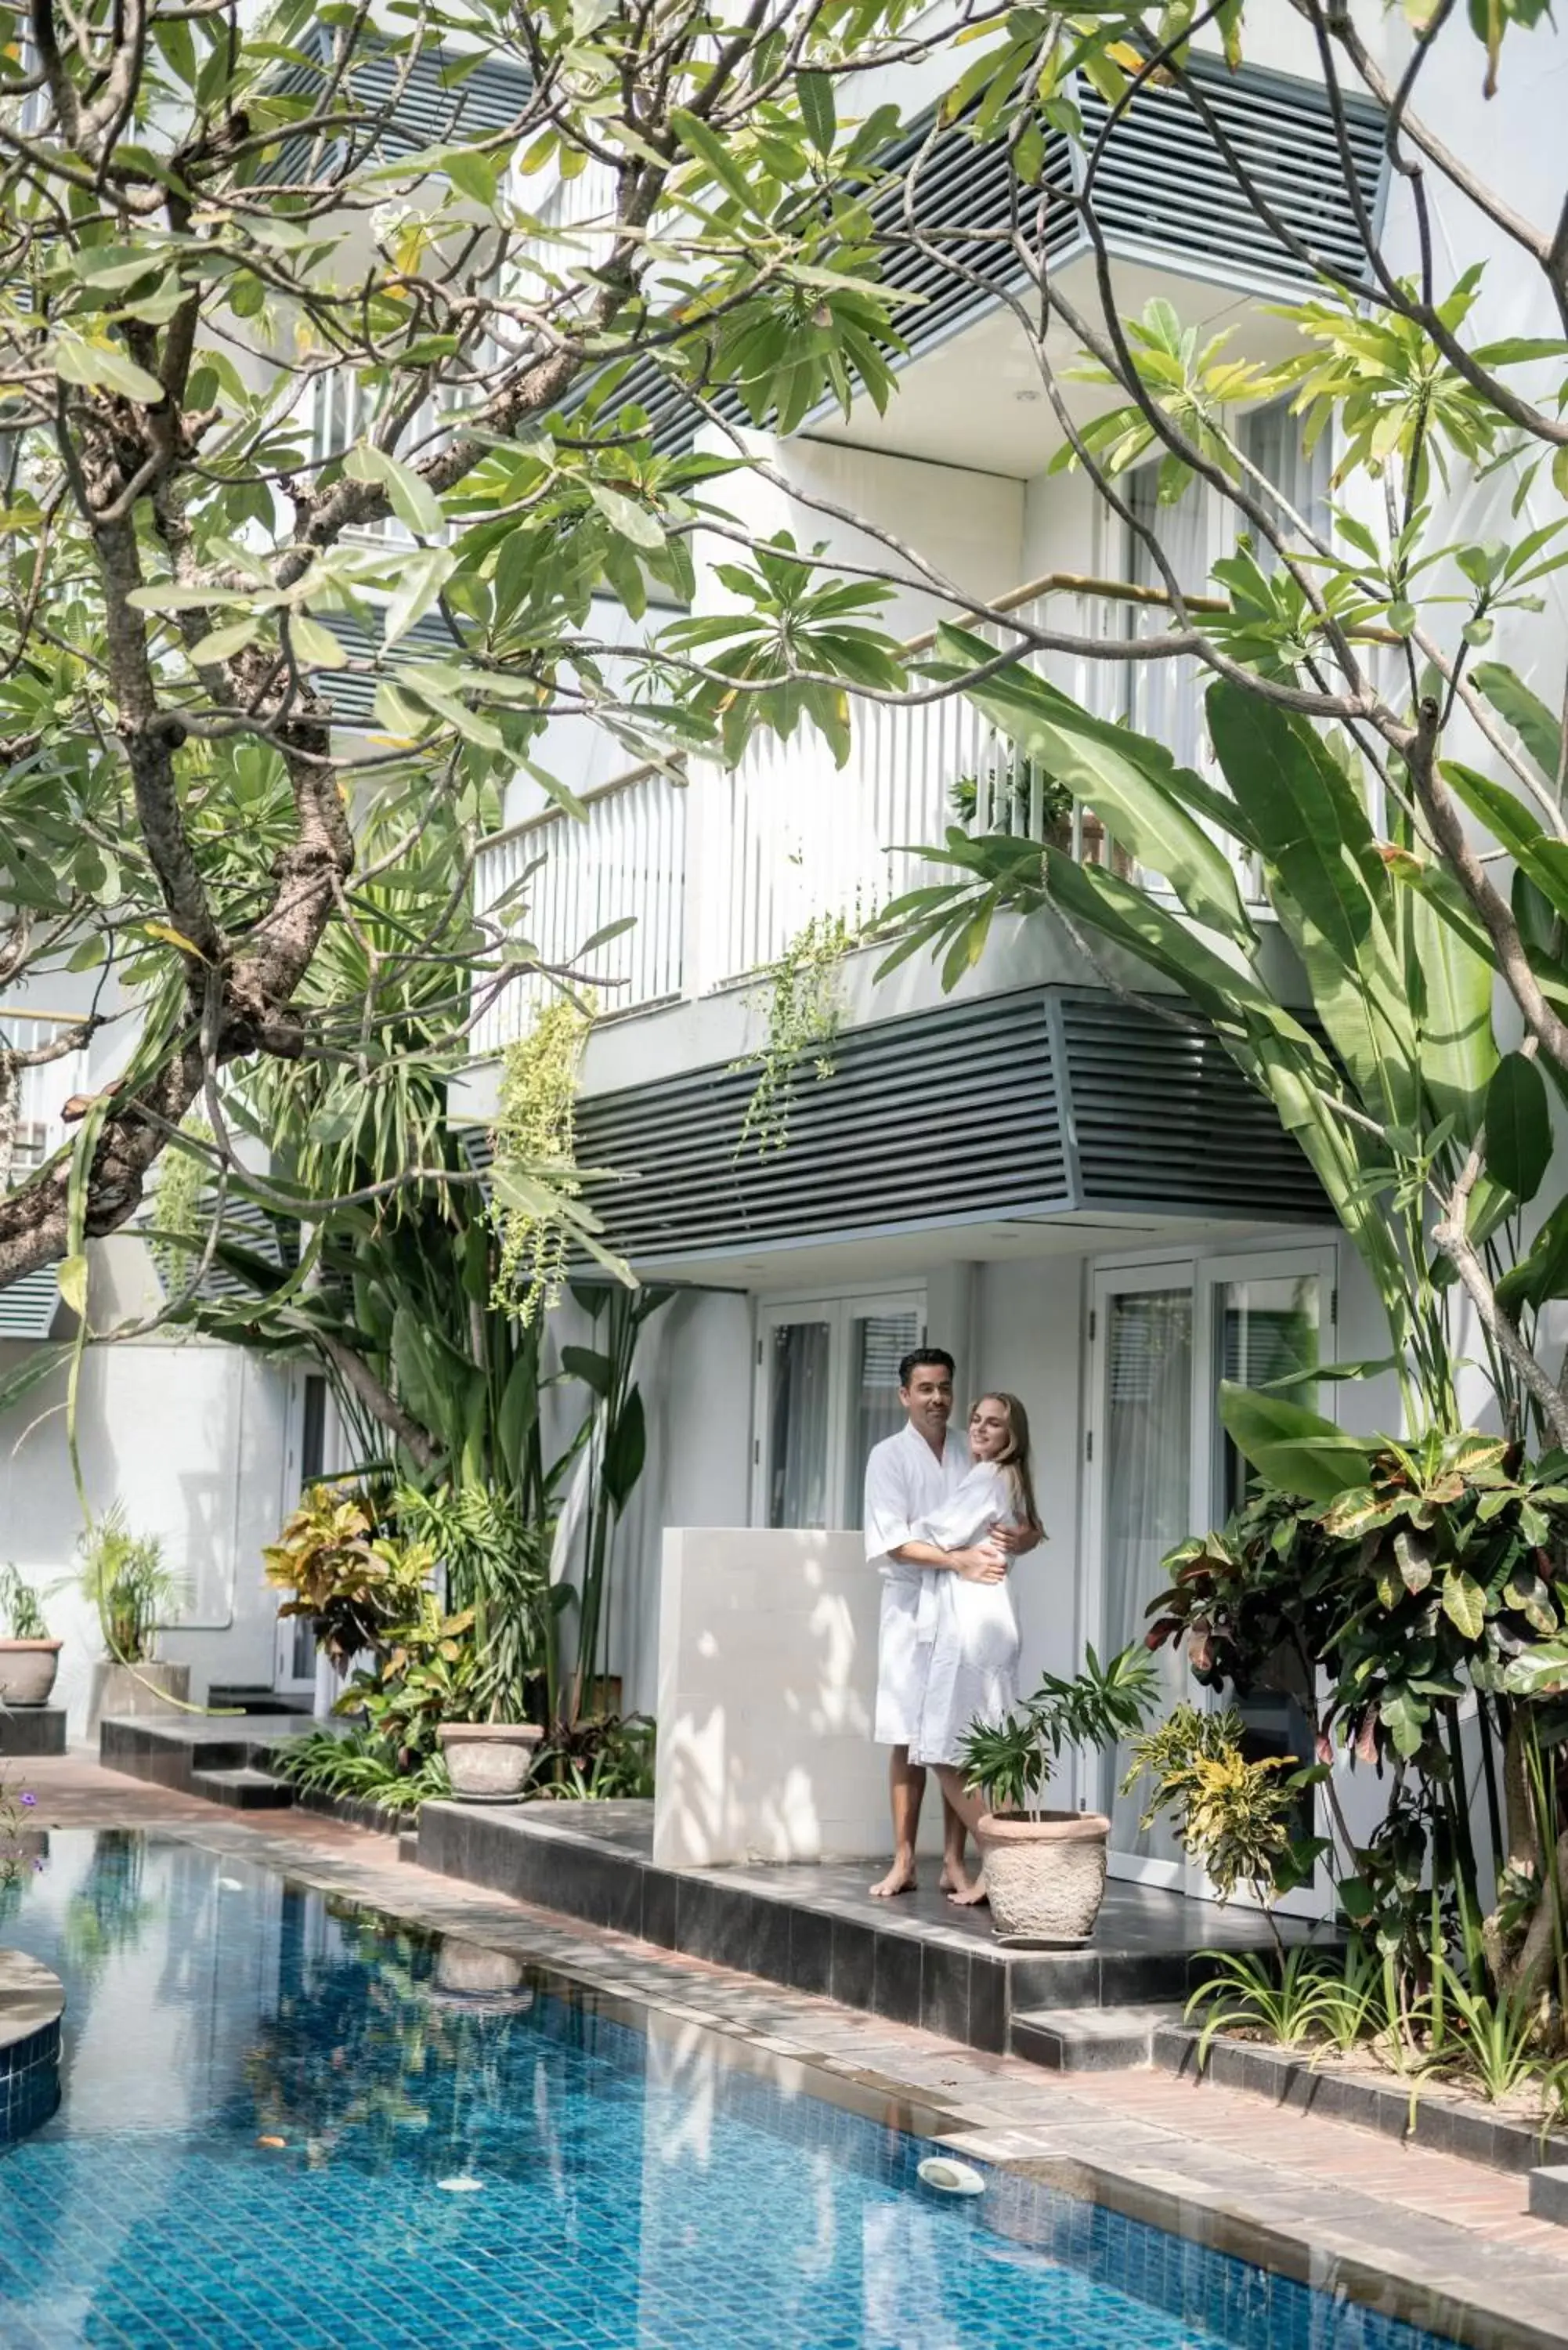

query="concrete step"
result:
[189,1766,295,1811]
[1010,2001,1184,2072]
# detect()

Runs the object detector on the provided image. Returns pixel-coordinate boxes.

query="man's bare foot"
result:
[870,1856,918,1897]
[945,1872,988,1908]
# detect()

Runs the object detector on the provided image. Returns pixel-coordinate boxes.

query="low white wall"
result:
[653,1526,943,1870]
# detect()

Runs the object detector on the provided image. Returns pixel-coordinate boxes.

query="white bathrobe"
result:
[863,1420,970,1747]
[907,1460,1023,1770]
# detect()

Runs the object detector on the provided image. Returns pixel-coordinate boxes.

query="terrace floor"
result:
[16,1751,1568,2350]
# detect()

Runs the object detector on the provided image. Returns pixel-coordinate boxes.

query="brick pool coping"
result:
[18,1753,1568,2350]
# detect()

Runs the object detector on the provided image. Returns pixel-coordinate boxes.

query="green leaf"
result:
[1497,1192,1568,1316]
[56,1253,89,1316]
[288,613,345,669]
[670,107,756,213]
[343,443,445,539]
[588,482,664,551]
[1485,1051,1552,1202]
[1218,1383,1374,1505]
[188,617,262,664]
[796,70,836,155]
[443,150,500,207]
[1441,1570,1487,1642]
[1473,660,1565,779]
[53,334,165,404]
[383,547,457,649]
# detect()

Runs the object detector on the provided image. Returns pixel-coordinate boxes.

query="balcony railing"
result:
[472,576,1252,1055]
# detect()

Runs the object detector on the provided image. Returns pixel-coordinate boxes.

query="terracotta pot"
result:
[0,1641,62,1708]
[436,1723,542,1801]
[974,1810,1111,1945]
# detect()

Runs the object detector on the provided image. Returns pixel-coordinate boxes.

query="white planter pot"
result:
[436,1723,542,1801]
[91,1661,190,1723]
[0,1642,61,1708]
[974,1810,1111,1945]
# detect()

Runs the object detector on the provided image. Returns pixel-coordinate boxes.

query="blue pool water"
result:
[0,1830,1472,2349]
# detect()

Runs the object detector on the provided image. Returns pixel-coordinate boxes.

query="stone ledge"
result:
[1154,2020,1568,2176]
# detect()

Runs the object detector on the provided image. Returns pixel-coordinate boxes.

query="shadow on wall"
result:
[653,1528,941,1870]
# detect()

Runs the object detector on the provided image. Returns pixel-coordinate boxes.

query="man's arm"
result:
[890,1538,1007,1584]
[992,1520,1042,1558]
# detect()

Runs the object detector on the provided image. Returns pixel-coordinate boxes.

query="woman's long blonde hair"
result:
[973,1391,1040,1534]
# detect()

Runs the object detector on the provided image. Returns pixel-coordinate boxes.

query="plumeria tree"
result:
[0,0,995,1302]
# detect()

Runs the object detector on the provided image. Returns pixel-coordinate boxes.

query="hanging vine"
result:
[733,909,862,1156]
[490,996,595,1325]
[148,1115,215,1289]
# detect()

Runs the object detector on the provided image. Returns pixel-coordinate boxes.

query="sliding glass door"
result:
[1088,1246,1337,1900]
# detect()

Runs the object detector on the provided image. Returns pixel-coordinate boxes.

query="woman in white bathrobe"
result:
[909,1393,1040,1904]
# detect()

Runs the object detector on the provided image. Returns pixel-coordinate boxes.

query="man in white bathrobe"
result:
[863,1347,1025,1898]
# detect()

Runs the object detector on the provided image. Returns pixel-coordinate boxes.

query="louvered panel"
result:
[319,611,457,728]
[1060,995,1328,1220]
[0,1265,59,1340]
[456,985,1330,1267]
[270,42,533,178]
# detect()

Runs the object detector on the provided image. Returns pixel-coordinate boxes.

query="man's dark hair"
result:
[898,1347,955,1388]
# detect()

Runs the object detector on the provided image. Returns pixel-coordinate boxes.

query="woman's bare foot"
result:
[869,1853,918,1898]
[945,1871,988,1908]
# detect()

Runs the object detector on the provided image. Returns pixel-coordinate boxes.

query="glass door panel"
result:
[843,1305,922,1528]
[1097,1282,1194,1877]
[1210,1261,1329,1896]
[765,1318,833,1528]
[1216,1271,1321,1520]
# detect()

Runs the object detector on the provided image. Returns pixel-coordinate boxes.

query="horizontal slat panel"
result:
[461,985,1331,1264]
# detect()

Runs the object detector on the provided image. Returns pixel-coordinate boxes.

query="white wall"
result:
[0,1242,292,1737]
[654,1526,942,1867]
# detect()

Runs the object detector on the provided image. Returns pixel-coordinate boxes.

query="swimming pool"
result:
[0,1829,1497,2348]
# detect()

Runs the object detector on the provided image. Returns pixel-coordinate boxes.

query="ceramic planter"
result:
[436,1722,542,1801]
[974,1809,1111,1945]
[90,1660,190,1723]
[0,1642,61,1708]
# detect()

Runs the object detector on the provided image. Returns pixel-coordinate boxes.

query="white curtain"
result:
[768,1319,832,1528]
[1102,1289,1193,1863]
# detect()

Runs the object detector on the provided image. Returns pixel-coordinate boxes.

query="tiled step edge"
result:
[1012,2002,1183,2072]
[291,1785,417,1837]
[189,1766,294,1811]
[0,1950,63,2146]
[1154,2022,1568,2177]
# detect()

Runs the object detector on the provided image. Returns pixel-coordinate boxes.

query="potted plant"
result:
[956,1643,1158,1945]
[396,1488,546,1804]
[74,1507,190,1721]
[0,1566,61,1706]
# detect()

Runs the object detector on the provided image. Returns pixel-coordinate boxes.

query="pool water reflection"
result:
[0,1831,1473,2349]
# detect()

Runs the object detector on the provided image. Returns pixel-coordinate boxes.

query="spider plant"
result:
[1184,1947,1339,2066]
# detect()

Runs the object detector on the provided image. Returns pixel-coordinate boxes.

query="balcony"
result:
[471,577,1256,1058]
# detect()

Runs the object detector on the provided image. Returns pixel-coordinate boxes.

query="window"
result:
[1240,397,1331,571]
[753,1295,923,1531]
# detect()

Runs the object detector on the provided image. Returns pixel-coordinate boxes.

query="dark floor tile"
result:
[639,1866,677,1950]
[830,1918,876,2012]
[1100,1949,1183,2005]
[966,1954,1009,2053]
[871,1929,923,2026]
[789,1906,833,1998]
[919,1944,970,2043]
[1008,1950,1100,2010]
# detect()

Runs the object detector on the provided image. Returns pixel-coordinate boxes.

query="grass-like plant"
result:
[74,1506,186,1665]
[958,1643,1158,1819]
[0,1564,49,1641]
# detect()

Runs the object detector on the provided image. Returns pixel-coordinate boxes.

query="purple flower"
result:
[31,1857,44,1873]
[19,1791,35,1808]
